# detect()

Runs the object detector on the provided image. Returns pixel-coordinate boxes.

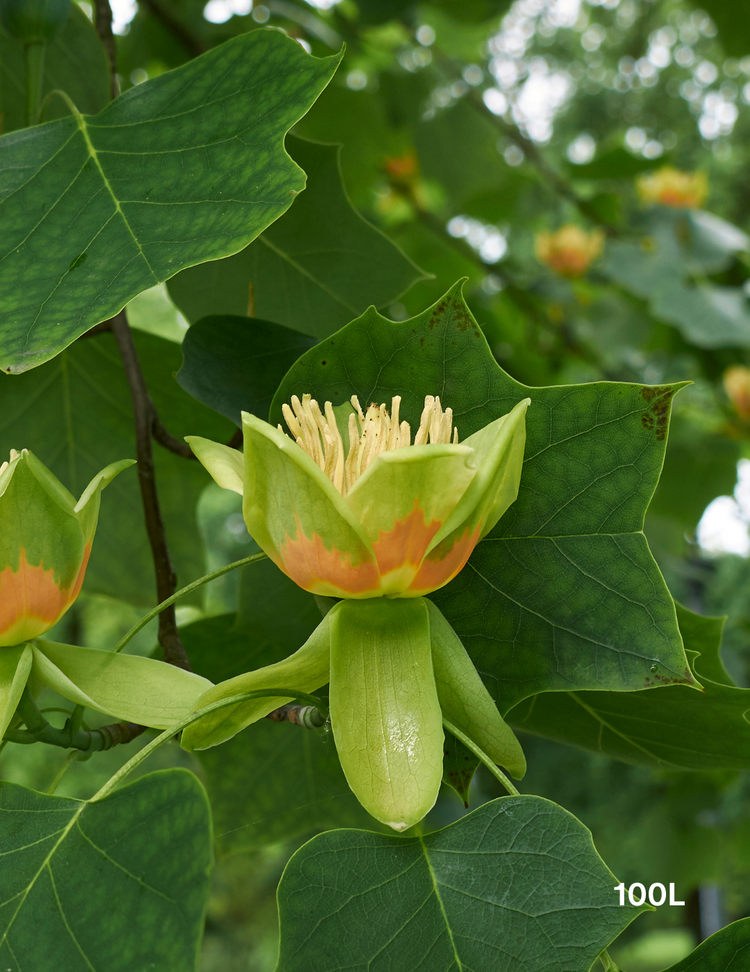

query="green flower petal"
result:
[428,398,529,552]
[0,644,33,740]
[426,600,526,779]
[186,436,245,495]
[74,458,136,543]
[330,598,443,831]
[344,445,475,595]
[241,413,379,597]
[32,641,213,729]
[182,613,331,751]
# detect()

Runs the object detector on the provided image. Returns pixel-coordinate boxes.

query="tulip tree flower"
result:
[636,165,709,209]
[534,224,605,278]
[184,394,530,830]
[0,449,213,741]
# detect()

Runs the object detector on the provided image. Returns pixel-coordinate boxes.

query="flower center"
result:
[281,394,458,495]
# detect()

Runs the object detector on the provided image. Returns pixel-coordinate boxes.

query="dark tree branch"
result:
[93,0,119,99]
[138,0,207,59]
[111,311,192,671]
[152,416,195,459]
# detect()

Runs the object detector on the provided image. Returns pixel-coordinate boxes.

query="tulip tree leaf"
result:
[0,3,110,134]
[508,604,750,771]
[0,31,341,373]
[181,560,370,849]
[0,330,234,605]
[272,280,692,711]
[0,770,211,972]
[177,316,317,425]
[168,136,426,338]
[602,210,750,348]
[276,795,646,972]
[661,918,750,971]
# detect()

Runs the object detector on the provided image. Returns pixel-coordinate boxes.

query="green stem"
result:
[599,950,623,971]
[25,42,45,126]
[68,704,85,735]
[90,688,329,802]
[17,687,48,734]
[46,750,80,795]
[114,552,267,653]
[442,718,520,797]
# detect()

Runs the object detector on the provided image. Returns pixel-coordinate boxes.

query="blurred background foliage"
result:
[3,0,750,967]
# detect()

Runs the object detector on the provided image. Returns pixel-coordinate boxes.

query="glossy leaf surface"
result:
[0,31,340,372]
[276,795,645,972]
[508,604,750,770]
[662,918,750,970]
[177,316,316,425]
[168,137,425,338]
[0,770,211,971]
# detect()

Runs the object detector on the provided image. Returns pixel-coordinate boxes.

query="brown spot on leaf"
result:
[640,385,675,442]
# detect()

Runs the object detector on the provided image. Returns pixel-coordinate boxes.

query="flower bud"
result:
[534,225,605,278]
[0,450,133,647]
[636,165,708,209]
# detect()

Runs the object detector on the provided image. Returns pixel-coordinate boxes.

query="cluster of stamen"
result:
[0,449,20,476]
[281,395,458,495]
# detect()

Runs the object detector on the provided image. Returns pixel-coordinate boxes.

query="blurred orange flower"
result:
[534,225,605,277]
[723,366,750,420]
[636,165,708,208]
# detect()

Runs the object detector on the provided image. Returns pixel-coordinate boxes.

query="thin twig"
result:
[138,0,206,59]
[111,310,192,671]
[93,0,118,99]
[429,45,616,235]
[152,415,194,459]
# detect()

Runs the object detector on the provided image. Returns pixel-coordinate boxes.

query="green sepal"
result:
[185,436,244,495]
[330,598,443,831]
[426,600,527,779]
[74,458,136,543]
[31,640,213,729]
[0,644,32,740]
[181,614,332,751]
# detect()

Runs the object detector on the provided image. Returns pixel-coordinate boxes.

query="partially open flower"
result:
[188,394,529,599]
[184,396,529,831]
[0,450,133,647]
[534,224,605,277]
[636,165,708,209]
[0,450,213,741]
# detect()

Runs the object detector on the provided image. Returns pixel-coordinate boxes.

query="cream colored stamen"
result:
[280,394,459,495]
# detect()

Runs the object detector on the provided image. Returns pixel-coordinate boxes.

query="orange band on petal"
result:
[279,519,380,597]
[408,525,482,595]
[371,503,442,576]
[0,545,90,644]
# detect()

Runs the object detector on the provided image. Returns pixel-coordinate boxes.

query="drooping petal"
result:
[182,613,331,751]
[344,445,475,595]
[0,644,33,741]
[186,436,245,495]
[330,598,443,831]
[0,548,90,648]
[242,412,380,597]
[31,641,213,729]
[426,600,526,779]
[74,458,136,543]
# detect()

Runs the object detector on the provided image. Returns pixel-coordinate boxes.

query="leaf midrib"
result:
[418,834,464,972]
